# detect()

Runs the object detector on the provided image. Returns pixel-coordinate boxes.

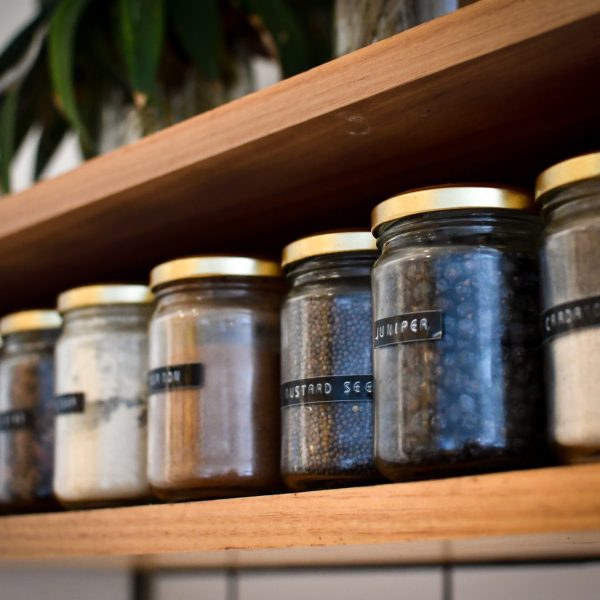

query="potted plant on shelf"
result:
[0,0,333,194]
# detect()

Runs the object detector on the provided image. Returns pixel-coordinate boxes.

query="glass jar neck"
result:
[376,209,540,251]
[285,252,377,287]
[541,179,600,227]
[62,304,152,332]
[2,329,59,355]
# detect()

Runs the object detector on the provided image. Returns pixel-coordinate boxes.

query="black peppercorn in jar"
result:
[371,186,546,481]
[148,256,284,501]
[280,232,381,491]
[536,153,600,462]
[0,310,61,512]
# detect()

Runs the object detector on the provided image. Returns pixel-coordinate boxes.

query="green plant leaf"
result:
[34,111,69,180]
[241,0,309,77]
[167,0,221,80]
[119,0,165,108]
[48,0,92,150]
[0,86,20,194]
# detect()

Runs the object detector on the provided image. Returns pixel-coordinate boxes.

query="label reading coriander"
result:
[374,310,443,348]
[542,295,600,342]
[148,363,204,394]
[56,393,85,415]
[281,375,373,408]
[0,409,34,431]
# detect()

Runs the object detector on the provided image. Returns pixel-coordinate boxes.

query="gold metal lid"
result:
[58,284,153,313]
[371,185,534,234]
[536,152,600,202]
[281,231,377,268]
[150,256,281,289]
[0,310,62,335]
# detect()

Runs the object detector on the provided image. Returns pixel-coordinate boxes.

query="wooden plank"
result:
[0,0,598,312]
[0,465,599,567]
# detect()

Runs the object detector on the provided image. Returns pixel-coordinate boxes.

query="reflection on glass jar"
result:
[371,186,547,481]
[537,152,600,462]
[53,285,153,508]
[0,311,61,513]
[147,256,283,501]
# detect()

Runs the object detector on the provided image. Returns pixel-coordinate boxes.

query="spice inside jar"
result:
[53,285,153,508]
[371,186,547,481]
[148,256,283,501]
[280,232,381,490]
[536,152,600,462]
[0,310,61,513]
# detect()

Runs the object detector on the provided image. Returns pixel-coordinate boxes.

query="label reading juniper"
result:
[0,409,34,431]
[281,375,373,408]
[56,393,85,415]
[374,310,443,348]
[542,294,600,342]
[148,363,204,394]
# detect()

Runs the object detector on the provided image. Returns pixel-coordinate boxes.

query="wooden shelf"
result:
[0,0,598,312]
[0,465,599,568]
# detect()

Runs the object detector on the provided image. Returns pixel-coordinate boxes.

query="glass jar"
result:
[53,285,153,508]
[0,311,61,512]
[148,256,283,501]
[371,186,546,481]
[536,153,600,462]
[280,232,381,490]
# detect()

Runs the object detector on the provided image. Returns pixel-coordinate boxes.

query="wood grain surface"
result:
[0,465,599,567]
[0,0,598,312]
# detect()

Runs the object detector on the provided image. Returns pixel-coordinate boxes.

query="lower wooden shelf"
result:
[1,464,599,569]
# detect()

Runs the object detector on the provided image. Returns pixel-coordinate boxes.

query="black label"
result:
[56,393,85,415]
[148,363,204,394]
[0,409,34,431]
[542,295,600,342]
[374,310,443,348]
[281,375,373,408]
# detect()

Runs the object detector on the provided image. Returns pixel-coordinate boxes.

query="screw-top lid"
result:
[58,284,153,313]
[0,310,62,335]
[371,185,534,235]
[281,231,377,269]
[150,256,281,290]
[536,152,600,203]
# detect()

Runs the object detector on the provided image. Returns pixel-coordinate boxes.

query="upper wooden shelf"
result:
[0,0,598,312]
[0,465,599,568]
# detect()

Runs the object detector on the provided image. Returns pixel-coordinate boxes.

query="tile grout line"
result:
[443,565,453,600]
[226,568,239,600]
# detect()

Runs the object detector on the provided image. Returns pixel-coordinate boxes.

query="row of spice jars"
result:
[0,151,598,510]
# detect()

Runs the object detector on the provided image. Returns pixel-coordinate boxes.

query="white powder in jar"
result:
[53,305,151,506]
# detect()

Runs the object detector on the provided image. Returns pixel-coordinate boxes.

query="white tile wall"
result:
[237,568,444,600]
[453,563,600,600]
[151,571,228,600]
[0,566,130,600]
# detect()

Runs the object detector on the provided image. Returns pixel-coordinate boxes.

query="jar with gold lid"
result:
[148,257,283,500]
[536,152,600,462]
[0,310,61,512]
[53,285,153,508]
[280,232,381,490]
[371,186,546,481]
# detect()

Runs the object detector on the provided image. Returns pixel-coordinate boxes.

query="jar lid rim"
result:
[0,310,62,335]
[535,152,600,202]
[57,284,153,313]
[371,185,534,235]
[281,231,377,268]
[150,256,281,289]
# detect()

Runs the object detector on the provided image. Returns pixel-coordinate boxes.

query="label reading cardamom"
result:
[374,310,443,348]
[148,363,204,394]
[542,295,600,342]
[56,393,85,415]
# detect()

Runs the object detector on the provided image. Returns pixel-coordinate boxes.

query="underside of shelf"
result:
[0,465,599,568]
[0,0,598,312]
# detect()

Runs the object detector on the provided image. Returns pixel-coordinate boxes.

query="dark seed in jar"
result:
[375,249,546,480]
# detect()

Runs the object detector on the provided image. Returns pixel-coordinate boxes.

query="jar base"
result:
[57,494,156,510]
[283,472,385,492]
[151,482,283,502]
[554,443,600,464]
